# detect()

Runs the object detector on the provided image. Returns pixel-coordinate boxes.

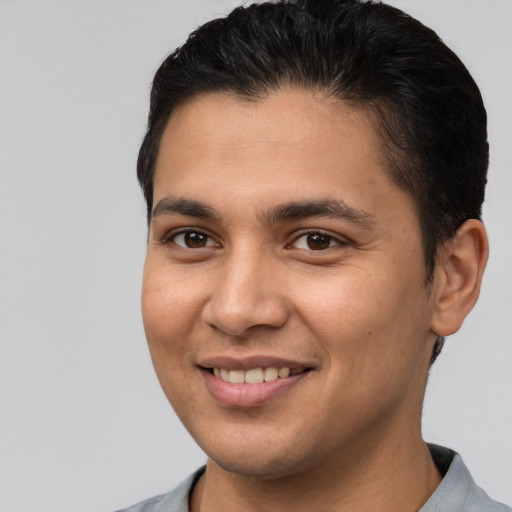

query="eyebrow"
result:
[152,196,221,220]
[151,196,375,227]
[264,199,375,227]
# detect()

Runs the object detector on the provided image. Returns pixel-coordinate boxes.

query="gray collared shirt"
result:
[116,445,510,512]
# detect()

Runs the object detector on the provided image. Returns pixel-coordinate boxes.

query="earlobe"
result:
[430,219,489,337]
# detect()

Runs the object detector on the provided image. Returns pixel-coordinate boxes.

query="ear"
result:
[430,219,489,337]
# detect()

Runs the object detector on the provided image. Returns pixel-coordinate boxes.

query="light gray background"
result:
[0,1,510,511]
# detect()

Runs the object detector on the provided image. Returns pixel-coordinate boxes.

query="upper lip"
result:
[198,355,315,371]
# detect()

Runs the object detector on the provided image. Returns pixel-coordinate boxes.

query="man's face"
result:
[142,89,438,478]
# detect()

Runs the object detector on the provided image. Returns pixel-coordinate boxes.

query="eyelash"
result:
[163,228,347,252]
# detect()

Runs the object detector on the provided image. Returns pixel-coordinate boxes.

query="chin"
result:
[208,451,308,480]
[196,428,320,480]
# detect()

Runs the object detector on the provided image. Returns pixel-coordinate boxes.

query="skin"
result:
[142,88,488,511]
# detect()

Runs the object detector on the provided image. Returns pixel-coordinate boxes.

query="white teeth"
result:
[278,367,290,378]
[213,367,294,384]
[245,368,264,384]
[264,367,278,382]
[229,370,245,384]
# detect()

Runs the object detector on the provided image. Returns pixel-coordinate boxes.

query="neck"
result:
[190,435,442,512]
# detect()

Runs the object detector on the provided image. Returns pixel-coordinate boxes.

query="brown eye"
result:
[184,232,208,248]
[171,230,217,248]
[290,231,345,251]
[306,233,332,250]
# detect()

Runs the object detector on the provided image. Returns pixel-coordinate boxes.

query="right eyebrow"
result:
[151,196,221,221]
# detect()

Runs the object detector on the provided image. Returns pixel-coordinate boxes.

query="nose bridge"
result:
[202,244,288,336]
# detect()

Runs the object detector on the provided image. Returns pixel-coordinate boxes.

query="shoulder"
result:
[422,444,510,512]
[114,467,205,512]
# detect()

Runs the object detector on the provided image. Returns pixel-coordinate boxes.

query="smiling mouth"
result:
[201,363,313,406]
[207,366,310,384]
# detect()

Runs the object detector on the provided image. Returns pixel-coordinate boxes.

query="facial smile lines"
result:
[212,366,306,384]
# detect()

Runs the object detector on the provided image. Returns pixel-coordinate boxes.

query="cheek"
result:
[142,261,199,337]
[291,265,430,363]
[292,270,432,429]
[141,268,198,378]
[141,276,198,408]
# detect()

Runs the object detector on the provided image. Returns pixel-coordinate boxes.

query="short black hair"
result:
[137,0,488,362]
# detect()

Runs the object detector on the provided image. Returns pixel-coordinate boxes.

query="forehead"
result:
[153,88,414,227]
[158,89,377,156]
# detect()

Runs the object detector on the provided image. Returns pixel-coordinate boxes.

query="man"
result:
[118,1,510,510]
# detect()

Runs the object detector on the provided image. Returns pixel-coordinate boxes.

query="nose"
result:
[201,252,289,337]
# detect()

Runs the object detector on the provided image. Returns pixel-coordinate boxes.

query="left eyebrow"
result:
[263,199,375,227]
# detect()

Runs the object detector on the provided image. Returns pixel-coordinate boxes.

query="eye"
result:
[169,230,218,249]
[290,232,344,251]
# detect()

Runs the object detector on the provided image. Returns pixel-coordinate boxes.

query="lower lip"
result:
[201,369,309,407]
